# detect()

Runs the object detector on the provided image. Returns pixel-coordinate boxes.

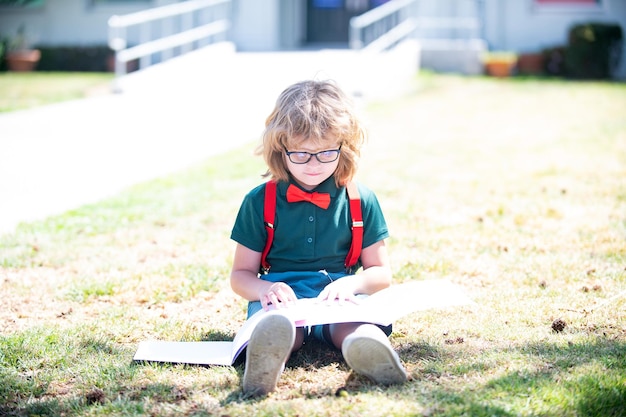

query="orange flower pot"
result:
[484,60,516,78]
[6,49,41,72]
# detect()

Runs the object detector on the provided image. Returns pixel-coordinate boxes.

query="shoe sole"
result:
[342,334,407,385]
[243,313,295,396]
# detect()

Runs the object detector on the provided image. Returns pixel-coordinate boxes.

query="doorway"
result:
[306,0,388,44]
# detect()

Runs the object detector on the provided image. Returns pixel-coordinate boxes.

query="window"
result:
[0,0,43,7]
[313,0,342,8]
[532,0,605,13]
[535,0,599,3]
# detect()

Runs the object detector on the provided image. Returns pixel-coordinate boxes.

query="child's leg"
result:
[243,312,295,396]
[330,322,407,385]
[293,327,306,352]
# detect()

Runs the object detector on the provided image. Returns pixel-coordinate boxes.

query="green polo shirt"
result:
[230,176,389,273]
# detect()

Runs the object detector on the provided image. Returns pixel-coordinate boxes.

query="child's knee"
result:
[330,322,388,349]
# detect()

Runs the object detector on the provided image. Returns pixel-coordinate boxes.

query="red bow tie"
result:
[286,184,331,209]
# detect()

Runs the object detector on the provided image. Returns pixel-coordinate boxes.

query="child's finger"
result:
[315,289,329,303]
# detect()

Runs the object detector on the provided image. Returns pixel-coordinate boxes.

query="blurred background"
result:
[0,0,624,80]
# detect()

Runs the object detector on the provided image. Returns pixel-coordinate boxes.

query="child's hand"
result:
[317,279,360,306]
[260,282,298,311]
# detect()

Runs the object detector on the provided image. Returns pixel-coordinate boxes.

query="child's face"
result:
[284,138,341,190]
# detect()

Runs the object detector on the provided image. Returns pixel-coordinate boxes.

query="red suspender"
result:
[260,180,362,274]
[344,181,363,270]
[261,180,277,273]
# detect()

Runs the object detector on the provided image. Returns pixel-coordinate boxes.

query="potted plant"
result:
[517,51,545,75]
[5,24,41,72]
[482,51,518,78]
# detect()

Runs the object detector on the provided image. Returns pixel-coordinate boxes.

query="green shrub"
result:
[565,22,623,79]
[0,39,5,71]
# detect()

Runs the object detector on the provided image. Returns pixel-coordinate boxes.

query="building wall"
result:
[0,0,179,46]
[231,0,281,51]
[416,0,482,37]
[0,0,292,52]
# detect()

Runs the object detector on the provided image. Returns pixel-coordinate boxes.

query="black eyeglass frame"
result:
[283,145,342,164]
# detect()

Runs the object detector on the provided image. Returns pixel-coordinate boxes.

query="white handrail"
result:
[361,18,416,53]
[350,0,483,53]
[350,0,416,29]
[108,0,231,92]
[349,0,418,52]
[117,20,229,63]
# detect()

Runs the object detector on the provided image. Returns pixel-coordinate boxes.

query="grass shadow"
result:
[200,329,236,342]
[420,337,626,417]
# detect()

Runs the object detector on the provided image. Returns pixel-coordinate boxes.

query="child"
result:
[230,79,407,396]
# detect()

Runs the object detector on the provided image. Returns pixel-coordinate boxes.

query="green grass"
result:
[0,71,114,112]
[1,74,625,416]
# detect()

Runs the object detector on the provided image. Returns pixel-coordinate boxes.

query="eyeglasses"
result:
[284,145,342,164]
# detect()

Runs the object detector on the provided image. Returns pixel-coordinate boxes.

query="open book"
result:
[133,279,474,366]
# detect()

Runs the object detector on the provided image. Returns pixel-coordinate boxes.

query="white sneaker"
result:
[243,312,295,396]
[342,330,407,385]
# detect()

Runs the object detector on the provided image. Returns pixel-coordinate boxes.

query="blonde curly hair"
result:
[257,80,366,187]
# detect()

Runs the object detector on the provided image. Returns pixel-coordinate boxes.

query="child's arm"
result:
[230,243,298,310]
[317,240,392,303]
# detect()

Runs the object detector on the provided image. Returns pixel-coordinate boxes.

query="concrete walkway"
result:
[0,44,418,235]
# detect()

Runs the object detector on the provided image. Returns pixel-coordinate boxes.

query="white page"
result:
[133,340,235,366]
[363,279,474,320]
[256,279,474,328]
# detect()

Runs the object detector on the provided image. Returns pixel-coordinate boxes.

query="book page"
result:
[362,279,475,320]
[133,340,235,366]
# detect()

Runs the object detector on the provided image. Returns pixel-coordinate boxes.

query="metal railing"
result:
[349,0,482,52]
[108,0,231,90]
[349,0,418,52]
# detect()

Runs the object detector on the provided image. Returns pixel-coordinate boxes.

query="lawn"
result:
[1,73,625,417]
[0,72,114,112]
